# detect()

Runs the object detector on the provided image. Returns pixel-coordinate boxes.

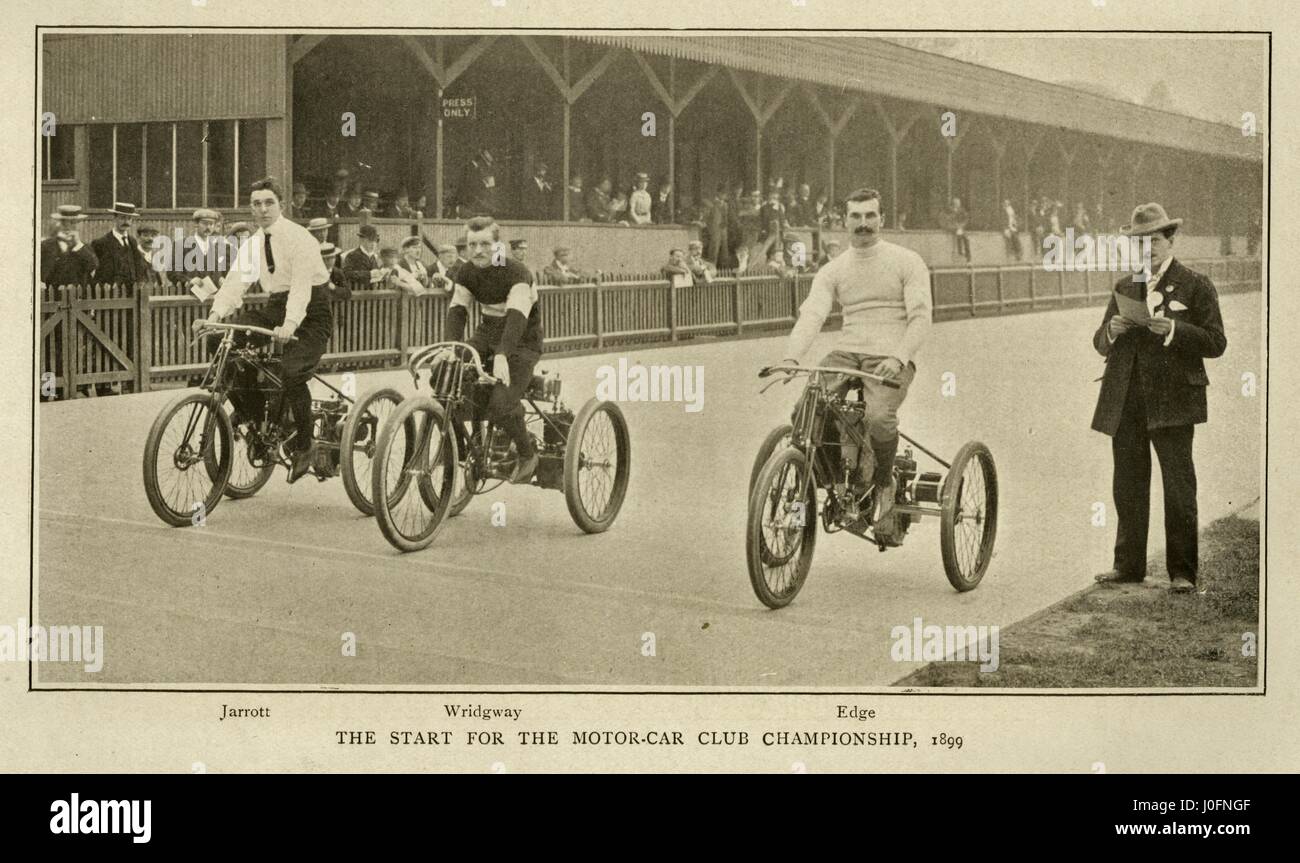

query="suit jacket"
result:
[567,187,586,221]
[521,176,556,220]
[1090,258,1227,436]
[342,247,381,288]
[166,234,232,289]
[90,230,144,285]
[40,237,98,288]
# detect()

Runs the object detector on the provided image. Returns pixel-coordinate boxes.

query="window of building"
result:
[42,125,75,181]
[84,119,267,210]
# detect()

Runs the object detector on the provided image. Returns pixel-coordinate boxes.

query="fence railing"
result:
[37,256,1262,399]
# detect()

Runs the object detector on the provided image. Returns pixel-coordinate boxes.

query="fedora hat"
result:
[111,201,139,218]
[52,204,86,222]
[1121,202,1183,236]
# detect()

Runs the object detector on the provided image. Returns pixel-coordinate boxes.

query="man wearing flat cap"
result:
[1091,203,1227,594]
[91,201,145,285]
[167,208,232,294]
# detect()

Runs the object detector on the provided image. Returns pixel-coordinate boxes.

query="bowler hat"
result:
[1121,202,1183,236]
[137,225,159,238]
[357,224,380,240]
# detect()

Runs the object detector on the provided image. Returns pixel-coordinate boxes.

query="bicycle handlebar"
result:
[407,340,501,386]
[759,363,902,390]
[194,321,297,343]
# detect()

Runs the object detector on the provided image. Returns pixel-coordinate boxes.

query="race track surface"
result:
[33,293,1263,688]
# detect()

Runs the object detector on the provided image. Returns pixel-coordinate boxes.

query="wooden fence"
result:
[37,257,1262,399]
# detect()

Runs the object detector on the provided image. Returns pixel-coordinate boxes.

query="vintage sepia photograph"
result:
[30,26,1264,698]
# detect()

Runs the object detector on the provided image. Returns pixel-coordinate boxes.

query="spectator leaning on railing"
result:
[319,242,351,301]
[686,241,715,284]
[390,236,431,295]
[662,247,693,287]
[543,246,597,285]
[342,224,386,289]
[166,208,233,295]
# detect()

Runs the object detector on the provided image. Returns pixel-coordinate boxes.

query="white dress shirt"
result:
[213,216,329,334]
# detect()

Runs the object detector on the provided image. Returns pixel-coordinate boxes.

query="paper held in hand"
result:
[1113,289,1153,325]
[190,276,219,302]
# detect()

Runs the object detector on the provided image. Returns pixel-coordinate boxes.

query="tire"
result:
[216,397,275,500]
[370,396,458,553]
[143,391,233,527]
[746,446,818,609]
[939,441,999,591]
[563,399,631,534]
[340,387,406,516]
[749,424,793,495]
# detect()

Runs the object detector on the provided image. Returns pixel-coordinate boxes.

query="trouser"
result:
[214,285,333,453]
[706,226,729,267]
[460,331,540,458]
[953,230,971,261]
[1111,371,1199,583]
[808,350,915,487]
[1004,230,1022,260]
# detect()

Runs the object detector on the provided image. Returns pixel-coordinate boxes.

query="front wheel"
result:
[371,396,458,553]
[749,424,793,495]
[746,446,818,609]
[939,441,999,591]
[143,391,233,527]
[563,399,631,534]
[340,387,406,516]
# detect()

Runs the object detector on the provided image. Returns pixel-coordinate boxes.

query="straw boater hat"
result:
[52,204,87,222]
[1121,202,1183,236]
[307,217,331,232]
[110,201,139,218]
[319,242,338,259]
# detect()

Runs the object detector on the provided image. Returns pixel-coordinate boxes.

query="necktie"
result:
[264,233,276,274]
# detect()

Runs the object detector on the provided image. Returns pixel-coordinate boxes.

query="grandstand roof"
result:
[581,34,1262,163]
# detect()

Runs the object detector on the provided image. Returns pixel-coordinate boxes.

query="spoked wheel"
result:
[371,396,458,552]
[340,387,407,516]
[746,447,818,609]
[563,398,631,534]
[939,441,999,591]
[143,391,233,527]
[447,453,475,518]
[749,424,792,495]
[215,397,275,499]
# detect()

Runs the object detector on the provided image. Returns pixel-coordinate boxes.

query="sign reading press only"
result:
[441,96,476,119]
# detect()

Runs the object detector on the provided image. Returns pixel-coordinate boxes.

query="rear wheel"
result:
[340,387,406,516]
[939,441,999,591]
[563,399,631,533]
[746,447,818,609]
[371,396,458,552]
[143,391,232,527]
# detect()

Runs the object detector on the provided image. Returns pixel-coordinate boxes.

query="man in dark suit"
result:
[41,204,99,287]
[1091,203,1227,593]
[90,201,144,285]
[166,208,232,294]
[342,223,387,290]
[520,162,555,220]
